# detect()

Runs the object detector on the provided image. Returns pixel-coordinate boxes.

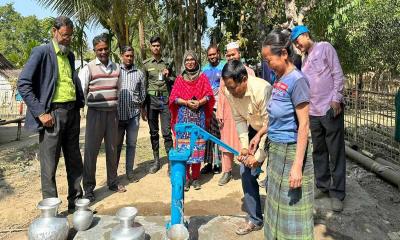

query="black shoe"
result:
[84,193,95,203]
[213,165,221,174]
[200,163,213,174]
[184,180,191,191]
[218,172,232,186]
[149,152,160,174]
[315,187,329,199]
[192,180,201,190]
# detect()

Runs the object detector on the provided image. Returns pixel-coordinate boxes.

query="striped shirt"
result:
[118,64,146,120]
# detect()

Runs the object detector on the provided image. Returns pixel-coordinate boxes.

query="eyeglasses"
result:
[185,58,196,63]
[56,29,73,39]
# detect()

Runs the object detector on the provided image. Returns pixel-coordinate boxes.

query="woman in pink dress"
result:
[216,79,241,186]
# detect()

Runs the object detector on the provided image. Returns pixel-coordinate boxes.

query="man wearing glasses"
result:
[142,36,176,174]
[18,16,85,213]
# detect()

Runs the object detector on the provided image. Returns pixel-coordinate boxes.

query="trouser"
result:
[147,106,173,153]
[186,163,201,181]
[240,126,263,226]
[39,106,83,207]
[83,108,119,194]
[117,115,140,176]
[204,111,221,166]
[310,110,346,200]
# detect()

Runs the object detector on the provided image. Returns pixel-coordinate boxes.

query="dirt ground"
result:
[0,120,400,240]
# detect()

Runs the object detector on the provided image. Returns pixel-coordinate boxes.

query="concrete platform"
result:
[73,215,263,240]
[74,179,382,240]
[314,178,377,215]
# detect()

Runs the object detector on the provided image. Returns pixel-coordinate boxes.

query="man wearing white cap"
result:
[225,41,255,76]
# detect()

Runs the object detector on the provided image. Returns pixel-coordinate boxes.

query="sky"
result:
[0,0,215,48]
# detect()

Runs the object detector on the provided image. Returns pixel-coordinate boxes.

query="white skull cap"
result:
[226,41,239,50]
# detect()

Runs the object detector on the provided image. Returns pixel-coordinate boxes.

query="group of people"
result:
[17,16,346,240]
[17,16,174,209]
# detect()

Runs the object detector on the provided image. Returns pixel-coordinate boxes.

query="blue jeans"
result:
[239,126,263,226]
[117,115,140,176]
[240,164,263,226]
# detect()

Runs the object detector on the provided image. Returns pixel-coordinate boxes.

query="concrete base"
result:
[73,215,264,240]
[74,179,382,240]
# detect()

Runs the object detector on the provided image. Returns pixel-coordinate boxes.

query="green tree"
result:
[0,4,52,67]
[160,0,207,71]
[205,0,285,63]
[305,0,400,76]
[35,0,155,54]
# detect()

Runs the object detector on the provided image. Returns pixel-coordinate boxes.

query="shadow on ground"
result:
[188,215,216,240]
[93,191,244,217]
[0,168,14,201]
[0,143,38,200]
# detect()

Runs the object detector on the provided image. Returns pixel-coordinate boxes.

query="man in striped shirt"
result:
[116,46,146,182]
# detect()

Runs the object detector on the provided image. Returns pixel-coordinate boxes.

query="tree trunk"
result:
[138,19,146,61]
[284,0,319,27]
[188,0,195,50]
[177,0,184,72]
[184,0,190,51]
[80,39,83,69]
[196,0,201,59]
[284,0,298,27]
[257,0,267,41]
[238,9,245,39]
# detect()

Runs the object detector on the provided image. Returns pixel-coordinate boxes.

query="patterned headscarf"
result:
[182,50,200,80]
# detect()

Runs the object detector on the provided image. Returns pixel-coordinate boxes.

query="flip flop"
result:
[109,184,127,193]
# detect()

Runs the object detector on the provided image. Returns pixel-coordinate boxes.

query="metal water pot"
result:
[72,198,93,231]
[167,224,189,240]
[110,207,145,240]
[28,197,69,240]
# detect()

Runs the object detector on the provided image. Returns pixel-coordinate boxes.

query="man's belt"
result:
[51,101,76,110]
[148,90,169,97]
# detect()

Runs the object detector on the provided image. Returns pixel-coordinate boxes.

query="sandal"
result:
[192,180,201,190]
[109,184,127,193]
[235,221,263,235]
[184,180,191,192]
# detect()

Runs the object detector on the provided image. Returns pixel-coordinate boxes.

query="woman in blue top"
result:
[251,29,314,239]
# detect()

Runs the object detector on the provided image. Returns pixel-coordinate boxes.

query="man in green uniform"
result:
[142,36,175,174]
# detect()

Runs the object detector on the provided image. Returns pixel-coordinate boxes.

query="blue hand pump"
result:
[166,123,239,232]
